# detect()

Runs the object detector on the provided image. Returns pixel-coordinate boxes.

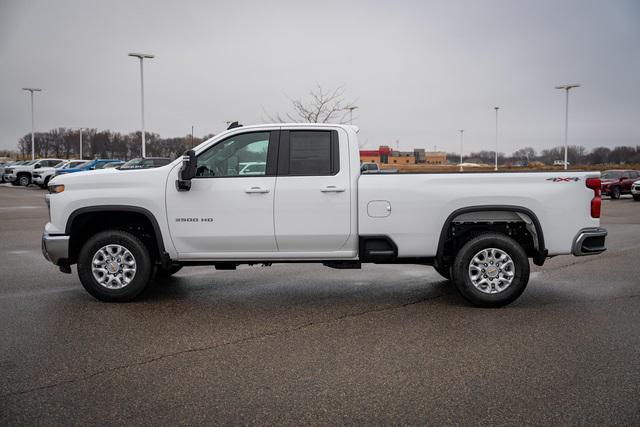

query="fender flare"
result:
[65,205,171,266]
[436,205,547,266]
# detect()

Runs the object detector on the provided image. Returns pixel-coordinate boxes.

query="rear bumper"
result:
[42,232,70,267]
[572,227,607,256]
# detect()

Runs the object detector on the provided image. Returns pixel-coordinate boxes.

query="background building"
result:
[360,146,447,165]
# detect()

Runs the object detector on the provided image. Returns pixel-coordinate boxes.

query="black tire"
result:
[433,263,451,280]
[43,176,51,187]
[77,230,153,302]
[633,195,640,201]
[17,174,31,187]
[156,264,183,277]
[610,186,621,200]
[452,233,530,308]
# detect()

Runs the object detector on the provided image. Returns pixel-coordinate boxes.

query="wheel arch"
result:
[65,205,170,267]
[436,205,547,267]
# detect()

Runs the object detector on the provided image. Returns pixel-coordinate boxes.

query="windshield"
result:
[102,162,121,169]
[601,171,623,179]
[53,161,67,168]
[23,160,37,166]
[120,158,170,169]
[120,158,147,169]
[63,161,87,169]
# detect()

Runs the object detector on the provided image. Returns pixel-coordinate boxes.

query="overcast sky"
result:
[1,0,639,154]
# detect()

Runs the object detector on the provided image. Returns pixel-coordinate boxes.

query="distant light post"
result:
[191,125,194,148]
[79,128,83,160]
[22,88,42,160]
[348,106,358,125]
[494,107,499,171]
[128,52,154,157]
[555,84,580,170]
[459,129,464,172]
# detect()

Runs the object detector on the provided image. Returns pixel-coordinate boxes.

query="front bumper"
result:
[5,173,17,182]
[42,232,70,270]
[572,227,607,256]
[32,175,44,184]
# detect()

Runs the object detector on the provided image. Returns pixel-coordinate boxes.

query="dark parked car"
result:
[118,157,172,170]
[600,170,640,199]
[55,159,123,176]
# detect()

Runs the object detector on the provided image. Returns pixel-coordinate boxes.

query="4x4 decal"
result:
[546,177,580,182]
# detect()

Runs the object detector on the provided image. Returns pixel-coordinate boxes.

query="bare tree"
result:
[265,83,357,124]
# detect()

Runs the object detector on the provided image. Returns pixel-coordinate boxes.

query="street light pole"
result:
[494,107,499,171]
[128,52,154,157]
[459,129,464,172]
[348,106,358,125]
[79,128,83,160]
[22,88,42,160]
[555,84,580,170]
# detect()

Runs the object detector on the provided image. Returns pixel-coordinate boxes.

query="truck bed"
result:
[357,171,600,257]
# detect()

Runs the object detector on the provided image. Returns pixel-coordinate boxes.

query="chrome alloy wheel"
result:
[468,248,515,294]
[91,244,137,289]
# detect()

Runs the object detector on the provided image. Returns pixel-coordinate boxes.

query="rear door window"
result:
[279,130,339,176]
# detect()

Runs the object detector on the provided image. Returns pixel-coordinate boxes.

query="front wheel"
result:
[18,174,31,187]
[610,186,621,199]
[452,233,530,308]
[77,230,153,302]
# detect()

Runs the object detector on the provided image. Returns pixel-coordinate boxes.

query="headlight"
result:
[48,184,65,194]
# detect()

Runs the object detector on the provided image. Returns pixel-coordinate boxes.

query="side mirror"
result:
[34,164,41,169]
[176,150,197,191]
[620,177,627,182]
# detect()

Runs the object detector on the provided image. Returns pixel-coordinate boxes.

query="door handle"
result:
[245,186,270,194]
[320,185,346,193]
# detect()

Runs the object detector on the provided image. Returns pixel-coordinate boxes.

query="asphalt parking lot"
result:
[1,184,639,425]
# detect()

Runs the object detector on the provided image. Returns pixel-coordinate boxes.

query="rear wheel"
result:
[452,233,530,308]
[77,230,153,302]
[610,186,621,199]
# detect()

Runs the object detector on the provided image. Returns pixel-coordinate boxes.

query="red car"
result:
[601,170,640,199]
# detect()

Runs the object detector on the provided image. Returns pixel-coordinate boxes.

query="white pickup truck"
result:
[42,124,607,307]
[6,158,65,186]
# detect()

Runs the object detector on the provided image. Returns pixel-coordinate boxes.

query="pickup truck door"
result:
[273,129,352,253]
[166,131,279,255]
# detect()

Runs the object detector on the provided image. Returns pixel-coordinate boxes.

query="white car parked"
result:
[632,180,640,201]
[42,124,607,307]
[32,160,87,188]
[5,158,65,186]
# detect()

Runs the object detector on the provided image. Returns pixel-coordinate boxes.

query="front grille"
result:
[5,169,13,174]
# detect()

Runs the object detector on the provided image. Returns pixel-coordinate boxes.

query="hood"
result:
[600,178,620,185]
[49,165,166,189]
[33,167,56,174]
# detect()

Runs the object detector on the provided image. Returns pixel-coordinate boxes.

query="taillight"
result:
[586,178,601,218]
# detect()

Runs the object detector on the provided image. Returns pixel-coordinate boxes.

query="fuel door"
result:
[367,200,392,218]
